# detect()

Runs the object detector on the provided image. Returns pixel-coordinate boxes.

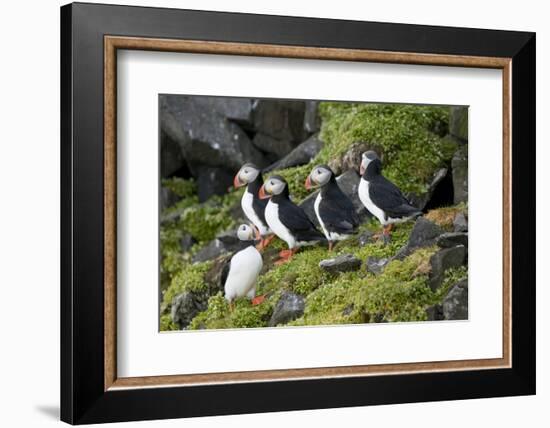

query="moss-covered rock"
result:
[159,102,469,332]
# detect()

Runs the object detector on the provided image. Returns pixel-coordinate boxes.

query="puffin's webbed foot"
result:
[256,234,276,251]
[275,249,297,265]
[251,294,266,306]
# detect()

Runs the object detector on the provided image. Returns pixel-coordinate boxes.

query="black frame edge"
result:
[60,3,74,425]
[61,2,536,424]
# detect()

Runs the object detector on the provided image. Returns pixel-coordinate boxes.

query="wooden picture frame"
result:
[61,2,535,424]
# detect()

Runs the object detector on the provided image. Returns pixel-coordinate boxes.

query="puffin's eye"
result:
[244,169,248,174]
[317,170,322,175]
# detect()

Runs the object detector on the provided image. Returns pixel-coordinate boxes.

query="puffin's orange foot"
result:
[262,235,276,249]
[275,249,297,265]
[251,294,266,306]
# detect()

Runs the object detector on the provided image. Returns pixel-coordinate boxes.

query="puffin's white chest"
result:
[241,191,270,235]
[358,179,387,225]
[314,193,329,240]
[265,200,296,249]
[224,246,263,301]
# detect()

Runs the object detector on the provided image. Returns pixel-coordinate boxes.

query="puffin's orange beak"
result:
[305,175,312,190]
[359,162,366,176]
[258,184,270,199]
[252,225,261,241]
[233,173,243,188]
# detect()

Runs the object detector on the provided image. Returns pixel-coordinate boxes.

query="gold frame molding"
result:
[104,36,512,391]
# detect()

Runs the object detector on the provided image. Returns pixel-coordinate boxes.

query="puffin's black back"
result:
[364,160,421,218]
[319,176,360,234]
[272,192,324,242]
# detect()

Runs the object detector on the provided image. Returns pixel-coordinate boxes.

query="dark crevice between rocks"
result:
[423,167,454,211]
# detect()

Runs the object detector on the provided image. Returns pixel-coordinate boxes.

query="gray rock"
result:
[452,145,468,204]
[160,186,181,210]
[426,304,443,321]
[252,100,307,142]
[160,131,186,178]
[264,134,323,172]
[408,217,444,248]
[160,95,267,173]
[357,230,375,246]
[192,239,230,263]
[193,96,254,127]
[179,234,196,253]
[304,101,321,133]
[269,292,305,326]
[160,206,186,225]
[195,166,234,202]
[192,230,248,263]
[252,133,296,159]
[436,232,468,249]
[319,254,362,274]
[171,291,208,329]
[449,107,469,142]
[441,279,468,320]
[428,245,467,291]
[328,141,373,176]
[453,212,468,232]
[366,257,389,275]
[300,170,369,226]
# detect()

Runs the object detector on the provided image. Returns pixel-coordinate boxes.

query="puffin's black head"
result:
[237,223,260,242]
[305,165,334,190]
[360,151,382,176]
[259,175,288,199]
[234,163,261,188]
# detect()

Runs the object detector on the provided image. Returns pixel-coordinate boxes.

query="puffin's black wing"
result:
[369,176,421,218]
[252,195,268,224]
[319,193,359,234]
[278,199,325,241]
[220,259,231,288]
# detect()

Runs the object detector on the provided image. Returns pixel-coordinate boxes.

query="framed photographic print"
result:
[60,2,535,424]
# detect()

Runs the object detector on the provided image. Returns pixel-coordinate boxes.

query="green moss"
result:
[257,247,332,296]
[434,265,468,301]
[162,177,197,198]
[161,261,212,312]
[290,246,439,326]
[318,103,452,194]
[188,293,276,330]
[160,313,178,331]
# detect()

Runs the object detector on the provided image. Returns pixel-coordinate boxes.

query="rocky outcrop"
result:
[303,101,321,133]
[454,212,468,232]
[160,186,181,210]
[328,141,373,176]
[428,245,467,291]
[171,291,208,329]
[366,257,389,275]
[264,134,324,172]
[192,230,248,263]
[441,279,468,320]
[436,232,468,249]
[160,95,268,200]
[452,145,468,204]
[449,107,468,142]
[269,292,305,326]
[319,254,362,274]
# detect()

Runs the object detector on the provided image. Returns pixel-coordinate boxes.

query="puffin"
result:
[358,151,422,241]
[221,224,264,308]
[233,163,274,250]
[305,165,360,251]
[259,175,325,264]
